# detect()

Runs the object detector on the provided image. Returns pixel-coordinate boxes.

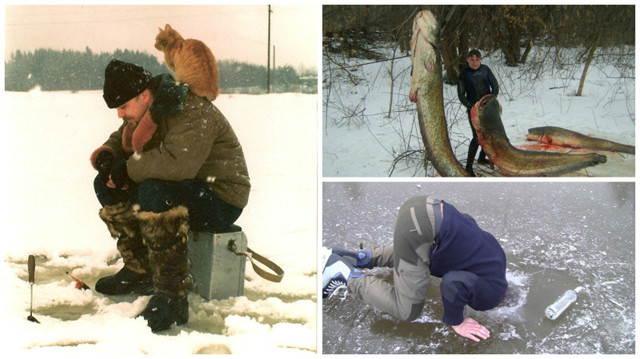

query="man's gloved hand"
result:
[110,160,132,190]
[95,151,115,182]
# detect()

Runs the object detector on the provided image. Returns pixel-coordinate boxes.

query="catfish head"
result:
[409,11,440,103]
[470,94,507,137]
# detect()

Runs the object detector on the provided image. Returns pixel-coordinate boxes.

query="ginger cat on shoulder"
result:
[155,24,220,101]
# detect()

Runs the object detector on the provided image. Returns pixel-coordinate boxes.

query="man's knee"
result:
[137,179,176,213]
[94,174,134,206]
[397,301,424,322]
[94,175,110,206]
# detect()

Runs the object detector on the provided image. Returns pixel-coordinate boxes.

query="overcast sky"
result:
[4,4,318,70]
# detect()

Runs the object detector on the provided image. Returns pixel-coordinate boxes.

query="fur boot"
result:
[96,202,152,295]
[136,206,192,332]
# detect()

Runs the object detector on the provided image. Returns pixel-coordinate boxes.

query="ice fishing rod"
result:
[66,271,90,290]
[27,255,40,324]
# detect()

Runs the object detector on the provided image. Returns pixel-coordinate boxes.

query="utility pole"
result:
[267,5,272,94]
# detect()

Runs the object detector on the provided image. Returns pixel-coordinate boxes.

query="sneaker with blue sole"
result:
[322,251,363,299]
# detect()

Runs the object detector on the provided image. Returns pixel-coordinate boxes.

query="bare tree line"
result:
[323,5,634,88]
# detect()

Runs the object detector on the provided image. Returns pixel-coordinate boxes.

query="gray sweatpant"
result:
[347,196,441,321]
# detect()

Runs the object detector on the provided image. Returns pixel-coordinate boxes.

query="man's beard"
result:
[123,116,140,129]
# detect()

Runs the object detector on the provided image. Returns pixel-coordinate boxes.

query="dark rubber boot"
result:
[139,293,188,332]
[95,266,153,295]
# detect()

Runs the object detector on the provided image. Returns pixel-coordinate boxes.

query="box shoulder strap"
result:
[228,240,284,283]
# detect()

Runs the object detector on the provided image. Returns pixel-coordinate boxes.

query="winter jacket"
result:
[457,64,499,108]
[91,74,250,209]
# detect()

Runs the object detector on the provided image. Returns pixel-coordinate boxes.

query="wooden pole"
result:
[267,5,272,93]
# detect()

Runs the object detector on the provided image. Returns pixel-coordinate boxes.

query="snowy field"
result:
[1,91,317,354]
[323,45,635,177]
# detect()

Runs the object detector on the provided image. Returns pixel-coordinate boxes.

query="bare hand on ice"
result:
[451,317,490,342]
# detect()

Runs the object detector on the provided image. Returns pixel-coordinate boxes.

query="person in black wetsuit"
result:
[322,195,507,342]
[457,49,499,176]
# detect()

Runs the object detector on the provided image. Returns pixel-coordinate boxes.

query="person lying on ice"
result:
[89,59,250,332]
[322,195,507,342]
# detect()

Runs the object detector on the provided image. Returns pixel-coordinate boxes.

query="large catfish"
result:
[527,126,635,155]
[409,11,469,177]
[471,95,607,176]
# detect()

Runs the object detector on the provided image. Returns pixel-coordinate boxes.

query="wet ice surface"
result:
[322,182,635,354]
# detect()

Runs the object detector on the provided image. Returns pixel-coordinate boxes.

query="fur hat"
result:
[103,59,152,108]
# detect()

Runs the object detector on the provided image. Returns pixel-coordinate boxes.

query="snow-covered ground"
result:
[1,91,317,354]
[323,45,635,177]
